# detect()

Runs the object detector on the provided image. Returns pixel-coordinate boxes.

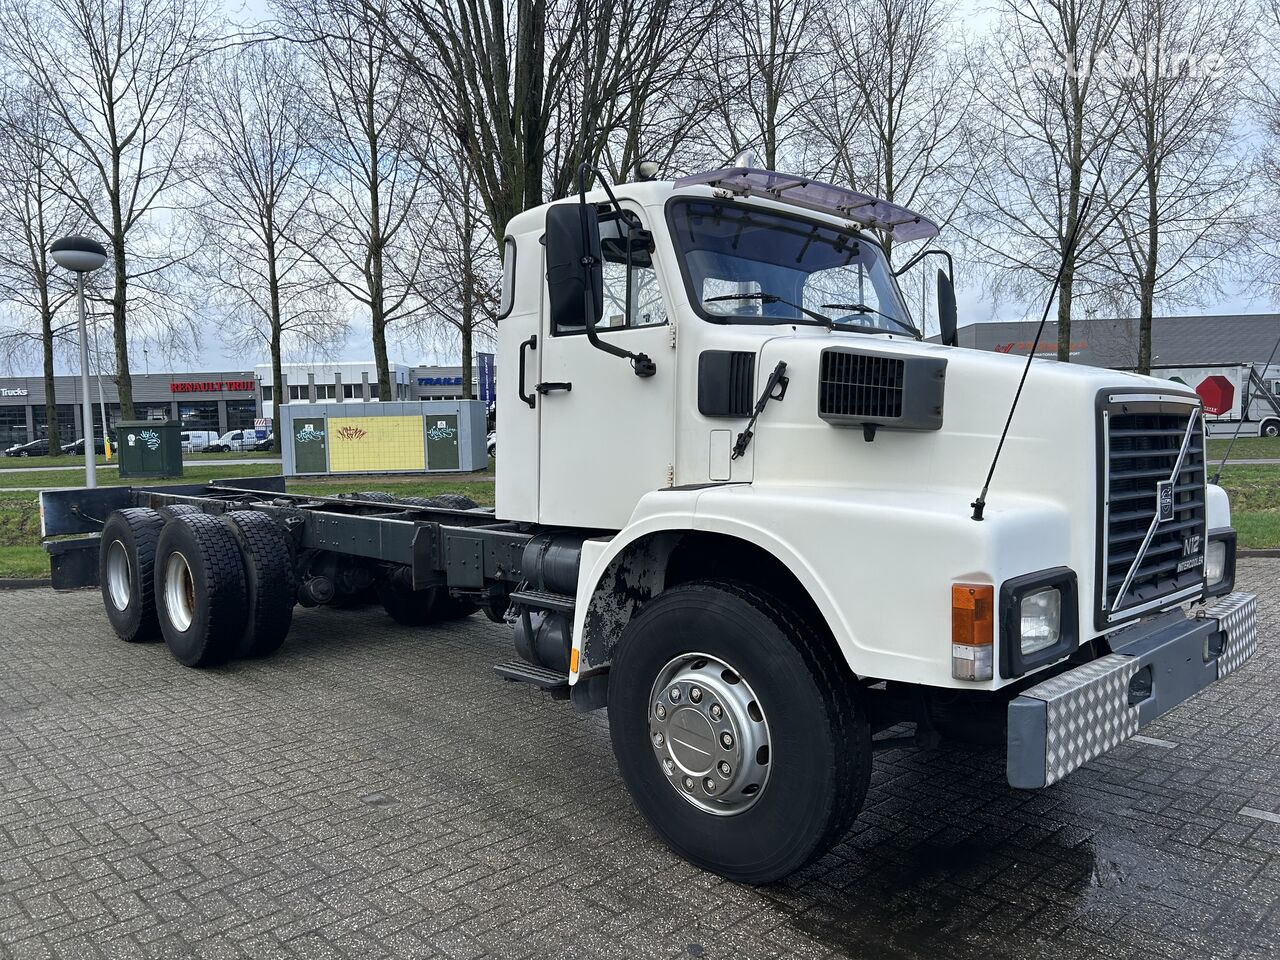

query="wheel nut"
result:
[720,732,734,749]
[683,776,695,792]
[704,778,717,793]
[653,733,665,748]
[663,759,675,776]
[718,761,732,777]
[669,687,682,702]
[689,687,702,703]
[709,704,722,720]
[654,702,667,720]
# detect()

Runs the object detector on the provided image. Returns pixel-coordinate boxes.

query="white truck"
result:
[40,166,1258,884]
[1154,363,1280,438]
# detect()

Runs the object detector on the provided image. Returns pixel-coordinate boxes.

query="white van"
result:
[180,430,219,453]
[206,429,262,452]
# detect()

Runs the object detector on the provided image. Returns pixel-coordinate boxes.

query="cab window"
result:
[554,207,667,334]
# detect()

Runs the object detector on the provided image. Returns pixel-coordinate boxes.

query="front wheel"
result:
[1261,419,1280,439]
[608,581,870,884]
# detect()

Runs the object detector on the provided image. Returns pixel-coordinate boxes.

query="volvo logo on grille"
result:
[1155,479,1175,523]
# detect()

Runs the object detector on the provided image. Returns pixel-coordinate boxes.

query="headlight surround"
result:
[1000,567,1079,679]
[1204,528,1236,597]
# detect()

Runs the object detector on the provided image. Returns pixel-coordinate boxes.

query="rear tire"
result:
[157,503,201,521]
[99,508,165,643]
[222,511,296,658]
[608,581,870,884]
[422,494,478,511]
[154,515,248,667]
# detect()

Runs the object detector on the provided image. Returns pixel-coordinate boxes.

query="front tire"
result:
[1261,419,1280,439]
[608,581,870,884]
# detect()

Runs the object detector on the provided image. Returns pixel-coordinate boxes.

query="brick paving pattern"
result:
[1,560,1278,959]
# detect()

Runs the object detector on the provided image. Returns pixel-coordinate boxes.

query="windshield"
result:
[668,199,918,336]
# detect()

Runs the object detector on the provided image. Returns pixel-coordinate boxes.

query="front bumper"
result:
[1007,592,1257,789]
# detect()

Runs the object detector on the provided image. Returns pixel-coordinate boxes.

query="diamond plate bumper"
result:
[1007,592,1257,789]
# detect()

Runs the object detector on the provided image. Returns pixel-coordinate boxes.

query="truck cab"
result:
[492,166,1256,879]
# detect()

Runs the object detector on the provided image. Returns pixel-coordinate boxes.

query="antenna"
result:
[971,194,1093,522]
[1211,325,1280,484]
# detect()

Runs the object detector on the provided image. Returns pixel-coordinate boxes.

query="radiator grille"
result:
[1101,402,1207,623]
[819,351,904,420]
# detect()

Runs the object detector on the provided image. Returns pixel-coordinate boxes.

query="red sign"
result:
[169,380,255,393]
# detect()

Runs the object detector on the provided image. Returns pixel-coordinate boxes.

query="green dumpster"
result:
[117,420,183,479]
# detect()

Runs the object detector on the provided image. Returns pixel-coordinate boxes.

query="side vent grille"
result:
[818,348,946,431]
[698,351,755,417]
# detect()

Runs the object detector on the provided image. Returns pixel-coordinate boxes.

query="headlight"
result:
[1019,587,1062,655]
[1205,540,1227,586]
[999,567,1079,679]
[1204,529,1236,597]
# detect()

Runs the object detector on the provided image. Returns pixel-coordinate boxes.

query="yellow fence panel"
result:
[326,415,424,473]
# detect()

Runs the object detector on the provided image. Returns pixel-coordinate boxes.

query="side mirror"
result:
[545,203,603,332]
[936,268,957,347]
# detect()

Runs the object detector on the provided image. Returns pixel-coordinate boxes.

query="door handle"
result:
[535,381,572,395]
[518,335,537,408]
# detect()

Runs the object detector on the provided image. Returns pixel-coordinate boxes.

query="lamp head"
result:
[636,159,660,181]
[50,236,107,273]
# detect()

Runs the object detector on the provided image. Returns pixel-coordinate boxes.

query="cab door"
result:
[536,201,675,530]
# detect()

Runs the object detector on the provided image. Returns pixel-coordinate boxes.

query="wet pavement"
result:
[1,561,1277,959]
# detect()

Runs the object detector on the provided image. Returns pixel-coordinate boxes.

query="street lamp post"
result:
[50,236,108,488]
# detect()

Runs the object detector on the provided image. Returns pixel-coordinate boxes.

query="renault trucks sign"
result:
[1154,365,1247,420]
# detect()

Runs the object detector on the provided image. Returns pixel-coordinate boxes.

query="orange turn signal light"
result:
[951,583,994,647]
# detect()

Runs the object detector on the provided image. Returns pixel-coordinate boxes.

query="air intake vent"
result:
[698,351,755,417]
[818,348,945,431]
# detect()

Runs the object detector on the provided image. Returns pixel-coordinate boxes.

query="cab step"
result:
[493,661,571,699]
[508,588,575,615]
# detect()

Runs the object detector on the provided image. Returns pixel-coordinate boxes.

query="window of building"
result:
[288,384,309,401]
[33,404,76,440]
[226,400,258,431]
[134,403,170,422]
[179,402,219,431]
[89,404,123,437]
[342,383,366,400]
[261,385,274,402]
[315,384,336,400]
[0,406,28,446]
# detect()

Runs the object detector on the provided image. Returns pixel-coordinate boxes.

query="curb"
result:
[0,578,52,590]
[1239,549,1280,558]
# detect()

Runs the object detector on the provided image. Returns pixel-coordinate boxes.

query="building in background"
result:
[0,371,259,448]
[254,361,485,418]
[956,314,1280,384]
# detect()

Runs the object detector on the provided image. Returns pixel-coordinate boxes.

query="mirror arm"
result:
[575,161,658,378]
[893,247,953,285]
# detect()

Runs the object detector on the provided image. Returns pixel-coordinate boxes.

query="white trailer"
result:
[41,165,1259,884]
[1154,363,1280,438]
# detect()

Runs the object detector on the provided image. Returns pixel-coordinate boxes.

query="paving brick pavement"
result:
[1,561,1278,960]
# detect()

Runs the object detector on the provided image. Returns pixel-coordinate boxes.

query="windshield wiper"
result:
[706,292,834,327]
[820,302,918,337]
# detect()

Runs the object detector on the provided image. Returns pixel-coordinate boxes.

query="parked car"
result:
[204,429,263,453]
[486,431,496,459]
[180,429,219,454]
[250,434,275,452]
[4,438,49,457]
[60,437,107,455]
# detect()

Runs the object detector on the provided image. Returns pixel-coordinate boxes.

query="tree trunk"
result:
[1137,170,1159,376]
[110,196,134,420]
[40,283,59,455]
[270,338,283,457]
[267,230,284,454]
[372,299,390,401]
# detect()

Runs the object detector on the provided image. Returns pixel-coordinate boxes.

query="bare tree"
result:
[412,146,499,398]
[0,0,215,419]
[813,0,981,263]
[278,0,430,400]
[188,43,342,450]
[1245,0,1280,300]
[0,88,90,453]
[967,0,1133,360]
[1100,0,1252,373]
[695,0,821,171]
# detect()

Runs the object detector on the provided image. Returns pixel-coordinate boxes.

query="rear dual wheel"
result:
[608,581,871,884]
[100,508,166,643]
[154,515,247,666]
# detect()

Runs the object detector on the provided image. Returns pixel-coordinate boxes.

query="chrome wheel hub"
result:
[163,552,196,632]
[648,653,771,815]
[106,541,131,611]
